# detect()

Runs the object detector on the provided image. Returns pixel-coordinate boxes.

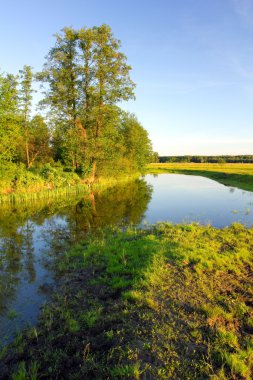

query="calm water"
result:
[144,174,253,226]
[1,174,253,344]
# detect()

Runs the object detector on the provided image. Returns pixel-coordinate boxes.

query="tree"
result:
[78,27,95,130]
[28,115,51,166]
[37,27,79,129]
[150,152,159,163]
[0,73,21,163]
[120,112,153,171]
[19,65,33,167]
[38,25,136,179]
[88,25,135,179]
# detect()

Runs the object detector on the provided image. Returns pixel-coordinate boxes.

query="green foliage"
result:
[12,362,26,380]
[37,25,150,178]
[160,155,253,163]
[81,307,103,328]
[38,163,80,187]
[0,72,22,163]
[11,361,39,380]
[0,25,154,194]
[67,318,80,333]
[19,65,34,167]
[120,112,153,171]
[0,162,82,197]
[28,115,51,165]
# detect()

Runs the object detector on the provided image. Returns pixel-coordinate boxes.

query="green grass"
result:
[147,163,253,192]
[0,184,89,205]
[0,173,139,205]
[2,223,253,379]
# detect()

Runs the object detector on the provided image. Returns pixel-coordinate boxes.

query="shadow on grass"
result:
[148,167,253,192]
[2,224,253,379]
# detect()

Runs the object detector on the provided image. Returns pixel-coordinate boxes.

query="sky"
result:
[0,0,253,155]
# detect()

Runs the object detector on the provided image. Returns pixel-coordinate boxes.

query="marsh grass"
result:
[0,174,139,205]
[2,223,253,379]
[0,184,89,205]
[147,163,253,192]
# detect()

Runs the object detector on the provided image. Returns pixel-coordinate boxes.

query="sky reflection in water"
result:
[0,174,253,344]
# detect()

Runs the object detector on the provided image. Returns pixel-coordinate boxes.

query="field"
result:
[2,223,253,379]
[147,163,253,192]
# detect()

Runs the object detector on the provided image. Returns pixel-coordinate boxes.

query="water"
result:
[0,174,253,344]
[144,174,253,227]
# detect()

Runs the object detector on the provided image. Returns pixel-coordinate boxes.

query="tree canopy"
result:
[0,24,154,181]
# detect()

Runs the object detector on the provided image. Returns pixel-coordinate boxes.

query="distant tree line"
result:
[159,156,253,163]
[0,25,154,182]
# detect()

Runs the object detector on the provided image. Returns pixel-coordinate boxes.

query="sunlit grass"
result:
[148,162,253,174]
[147,163,253,191]
[3,223,253,379]
[0,174,139,205]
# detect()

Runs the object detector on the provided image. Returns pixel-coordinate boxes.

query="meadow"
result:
[2,223,253,379]
[1,164,253,379]
[147,163,253,192]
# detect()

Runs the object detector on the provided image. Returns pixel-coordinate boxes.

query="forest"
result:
[0,25,154,195]
[159,155,253,163]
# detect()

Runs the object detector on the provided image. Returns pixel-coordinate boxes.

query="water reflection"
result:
[1,173,253,344]
[144,174,253,227]
[0,178,153,343]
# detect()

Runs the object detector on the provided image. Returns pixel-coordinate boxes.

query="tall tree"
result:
[28,115,51,166]
[19,65,33,167]
[88,25,135,179]
[78,27,95,129]
[120,112,153,171]
[0,73,21,163]
[38,27,79,129]
[38,25,135,178]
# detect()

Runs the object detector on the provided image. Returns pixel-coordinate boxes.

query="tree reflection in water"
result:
[0,178,153,342]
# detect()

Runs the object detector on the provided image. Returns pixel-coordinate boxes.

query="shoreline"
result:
[0,174,140,205]
[1,223,253,379]
[2,162,253,205]
[147,163,253,192]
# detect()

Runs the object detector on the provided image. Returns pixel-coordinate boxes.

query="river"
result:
[1,174,253,344]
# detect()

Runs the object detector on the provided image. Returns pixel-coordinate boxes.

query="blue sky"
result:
[1,0,253,155]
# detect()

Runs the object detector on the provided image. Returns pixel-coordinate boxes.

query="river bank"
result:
[1,223,253,379]
[0,164,140,205]
[2,162,253,204]
[147,163,253,192]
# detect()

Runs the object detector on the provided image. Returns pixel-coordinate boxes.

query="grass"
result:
[2,161,253,203]
[147,163,253,192]
[0,174,139,205]
[0,184,89,205]
[1,223,253,379]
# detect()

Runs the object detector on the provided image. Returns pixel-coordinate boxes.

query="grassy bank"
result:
[2,223,253,379]
[147,163,253,192]
[0,162,140,205]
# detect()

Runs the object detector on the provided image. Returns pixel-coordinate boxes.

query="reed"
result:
[0,174,140,205]
[0,184,89,205]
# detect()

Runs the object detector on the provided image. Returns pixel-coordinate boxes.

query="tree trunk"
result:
[25,116,30,168]
[89,159,96,182]
[25,138,30,168]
